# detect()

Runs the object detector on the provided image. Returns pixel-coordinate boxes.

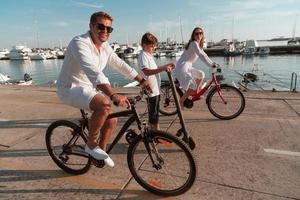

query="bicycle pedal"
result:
[91,157,105,168]
[183,99,193,108]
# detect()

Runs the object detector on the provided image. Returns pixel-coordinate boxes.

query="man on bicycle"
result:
[56,11,151,167]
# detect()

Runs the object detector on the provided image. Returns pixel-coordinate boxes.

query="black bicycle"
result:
[45,92,196,196]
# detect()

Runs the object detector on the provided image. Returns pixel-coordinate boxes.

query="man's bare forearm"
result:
[97,84,116,97]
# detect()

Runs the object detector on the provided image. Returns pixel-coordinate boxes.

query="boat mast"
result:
[231,15,234,42]
[291,15,298,39]
[179,16,184,44]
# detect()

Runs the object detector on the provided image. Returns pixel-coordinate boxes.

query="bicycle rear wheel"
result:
[127,130,196,196]
[207,84,245,120]
[159,85,177,116]
[46,120,91,175]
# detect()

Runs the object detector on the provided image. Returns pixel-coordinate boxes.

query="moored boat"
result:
[0,73,33,85]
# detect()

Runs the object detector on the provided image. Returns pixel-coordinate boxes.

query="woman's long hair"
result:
[185,27,204,50]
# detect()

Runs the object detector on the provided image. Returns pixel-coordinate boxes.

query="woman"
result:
[174,27,219,107]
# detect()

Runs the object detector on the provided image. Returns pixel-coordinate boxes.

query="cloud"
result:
[71,0,103,8]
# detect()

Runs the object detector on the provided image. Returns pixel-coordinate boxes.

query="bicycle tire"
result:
[46,120,92,175]
[127,130,196,196]
[207,84,245,120]
[159,85,178,116]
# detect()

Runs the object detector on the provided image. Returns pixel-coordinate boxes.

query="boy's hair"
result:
[90,11,113,24]
[141,32,158,46]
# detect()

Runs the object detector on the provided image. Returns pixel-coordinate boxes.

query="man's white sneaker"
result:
[103,156,114,168]
[85,145,114,167]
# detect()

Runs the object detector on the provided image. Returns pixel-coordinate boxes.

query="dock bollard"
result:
[290,72,297,92]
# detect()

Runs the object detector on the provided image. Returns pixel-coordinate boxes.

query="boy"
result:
[138,32,174,130]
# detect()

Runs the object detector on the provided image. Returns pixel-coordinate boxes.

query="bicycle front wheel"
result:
[159,85,178,116]
[207,84,245,120]
[127,130,196,196]
[46,120,91,175]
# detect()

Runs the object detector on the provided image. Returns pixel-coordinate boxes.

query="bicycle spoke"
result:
[208,85,245,120]
[159,86,177,116]
[128,131,196,196]
[46,120,91,174]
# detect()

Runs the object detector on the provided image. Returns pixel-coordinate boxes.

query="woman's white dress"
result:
[174,41,214,91]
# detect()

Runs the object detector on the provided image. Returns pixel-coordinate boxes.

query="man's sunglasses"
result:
[95,23,114,33]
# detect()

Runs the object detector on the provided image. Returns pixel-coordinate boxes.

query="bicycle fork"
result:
[216,85,228,104]
[142,132,164,170]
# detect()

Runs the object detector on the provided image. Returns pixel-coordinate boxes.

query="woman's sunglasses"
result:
[194,32,203,36]
[95,23,114,33]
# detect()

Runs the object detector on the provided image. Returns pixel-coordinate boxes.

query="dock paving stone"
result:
[0,85,300,199]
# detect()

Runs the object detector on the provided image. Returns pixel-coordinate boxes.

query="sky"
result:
[0,0,300,49]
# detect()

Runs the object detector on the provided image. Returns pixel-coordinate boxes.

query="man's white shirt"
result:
[57,31,138,89]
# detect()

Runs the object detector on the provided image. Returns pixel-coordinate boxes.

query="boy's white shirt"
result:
[138,50,161,97]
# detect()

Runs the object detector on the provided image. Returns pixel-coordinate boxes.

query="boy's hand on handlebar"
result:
[112,94,131,108]
[165,63,175,72]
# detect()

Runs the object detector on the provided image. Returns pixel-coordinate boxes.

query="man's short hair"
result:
[141,32,158,46]
[90,11,113,24]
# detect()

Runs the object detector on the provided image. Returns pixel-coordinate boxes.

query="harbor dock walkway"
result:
[0,85,299,200]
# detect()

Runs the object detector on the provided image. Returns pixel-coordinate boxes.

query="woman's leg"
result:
[190,68,205,93]
[195,78,203,93]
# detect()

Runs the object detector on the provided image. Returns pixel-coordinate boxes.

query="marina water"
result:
[0,54,299,91]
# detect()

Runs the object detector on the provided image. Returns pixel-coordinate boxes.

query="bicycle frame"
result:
[186,69,227,104]
[191,70,222,101]
[79,102,144,154]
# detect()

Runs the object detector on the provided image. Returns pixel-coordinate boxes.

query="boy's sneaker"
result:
[85,145,114,167]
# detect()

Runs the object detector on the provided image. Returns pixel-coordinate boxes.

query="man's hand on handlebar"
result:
[111,94,131,108]
[140,79,152,93]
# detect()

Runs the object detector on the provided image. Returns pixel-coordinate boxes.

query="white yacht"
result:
[287,38,300,46]
[8,45,32,60]
[110,42,121,52]
[154,51,166,58]
[123,43,142,59]
[167,45,184,57]
[0,73,10,83]
[243,40,257,56]
[169,50,183,57]
[30,52,47,60]
[243,47,256,56]
[0,49,9,60]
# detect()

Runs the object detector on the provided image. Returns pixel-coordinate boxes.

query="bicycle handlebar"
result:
[112,88,148,108]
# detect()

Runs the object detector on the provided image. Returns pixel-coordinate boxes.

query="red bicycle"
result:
[160,67,245,120]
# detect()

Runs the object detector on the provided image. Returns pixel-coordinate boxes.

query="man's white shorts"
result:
[57,85,101,110]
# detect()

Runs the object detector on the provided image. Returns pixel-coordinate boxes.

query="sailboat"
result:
[287,15,300,45]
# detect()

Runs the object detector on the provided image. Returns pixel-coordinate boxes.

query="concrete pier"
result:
[0,85,299,199]
[205,45,300,56]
